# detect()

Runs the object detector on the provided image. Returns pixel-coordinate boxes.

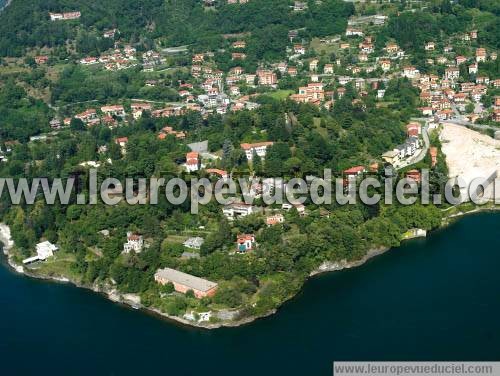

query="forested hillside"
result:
[380,0,499,52]
[0,82,51,141]
[0,0,164,56]
[0,0,353,57]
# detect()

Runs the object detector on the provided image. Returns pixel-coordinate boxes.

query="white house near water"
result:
[23,241,59,264]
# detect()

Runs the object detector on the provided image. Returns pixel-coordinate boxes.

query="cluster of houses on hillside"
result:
[59,102,160,130]
[142,50,166,71]
[290,82,325,105]
[401,45,498,122]
[80,44,137,71]
[10,4,494,319]
[178,140,275,175]
[42,5,498,125]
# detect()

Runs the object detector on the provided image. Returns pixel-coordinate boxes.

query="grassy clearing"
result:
[310,37,339,55]
[32,252,81,281]
[0,65,30,75]
[144,66,189,77]
[313,117,329,138]
[376,101,396,108]
[265,89,293,100]
[46,63,68,82]
[163,234,189,244]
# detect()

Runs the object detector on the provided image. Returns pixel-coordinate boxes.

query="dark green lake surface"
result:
[1,213,499,375]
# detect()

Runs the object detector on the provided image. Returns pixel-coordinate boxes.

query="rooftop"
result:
[240,142,274,150]
[155,268,218,292]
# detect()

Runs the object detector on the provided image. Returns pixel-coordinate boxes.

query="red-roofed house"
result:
[75,109,99,125]
[294,44,306,55]
[236,234,255,253]
[405,170,422,184]
[429,147,438,167]
[256,69,277,86]
[102,115,118,128]
[476,48,486,62]
[266,214,284,226]
[205,168,228,179]
[456,55,467,65]
[232,52,247,60]
[344,166,366,176]
[241,142,274,161]
[185,152,200,172]
[131,103,152,119]
[290,82,325,104]
[232,41,246,49]
[158,126,186,140]
[192,54,204,63]
[287,66,298,76]
[406,122,421,137]
[115,137,128,147]
[35,55,49,65]
[469,63,478,74]
[420,107,433,116]
[379,59,391,72]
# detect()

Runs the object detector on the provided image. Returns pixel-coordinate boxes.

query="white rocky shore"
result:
[0,222,259,329]
[310,247,389,277]
[0,222,430,329]
[311,228,428,277]
[0,223,24,273]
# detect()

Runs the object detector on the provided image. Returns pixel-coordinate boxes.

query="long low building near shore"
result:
[154,268,218,299]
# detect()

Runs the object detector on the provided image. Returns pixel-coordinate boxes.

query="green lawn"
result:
[31,252,82,282]
[163,234,189,244]
[265,90,294,100]
[310,37,340,55]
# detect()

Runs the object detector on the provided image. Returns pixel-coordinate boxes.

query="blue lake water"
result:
[1,212,499,375]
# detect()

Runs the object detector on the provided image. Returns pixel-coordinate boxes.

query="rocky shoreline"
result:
[0,222,277,329]
[0,209,494,329]
[442,204,500,221]
[0,222,423,329]
[0,221,407,329]
[310,246,390,277]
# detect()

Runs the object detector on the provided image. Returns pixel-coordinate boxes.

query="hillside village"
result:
[0,0,498,325]
[45,13,499,123]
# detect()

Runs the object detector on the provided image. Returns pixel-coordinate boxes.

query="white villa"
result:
[23,241,58,264]
[222,202,255,220]
[240,142,274,161]
[123,232,144,253]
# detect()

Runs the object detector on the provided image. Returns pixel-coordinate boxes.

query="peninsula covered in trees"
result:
[0,0,497,326]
